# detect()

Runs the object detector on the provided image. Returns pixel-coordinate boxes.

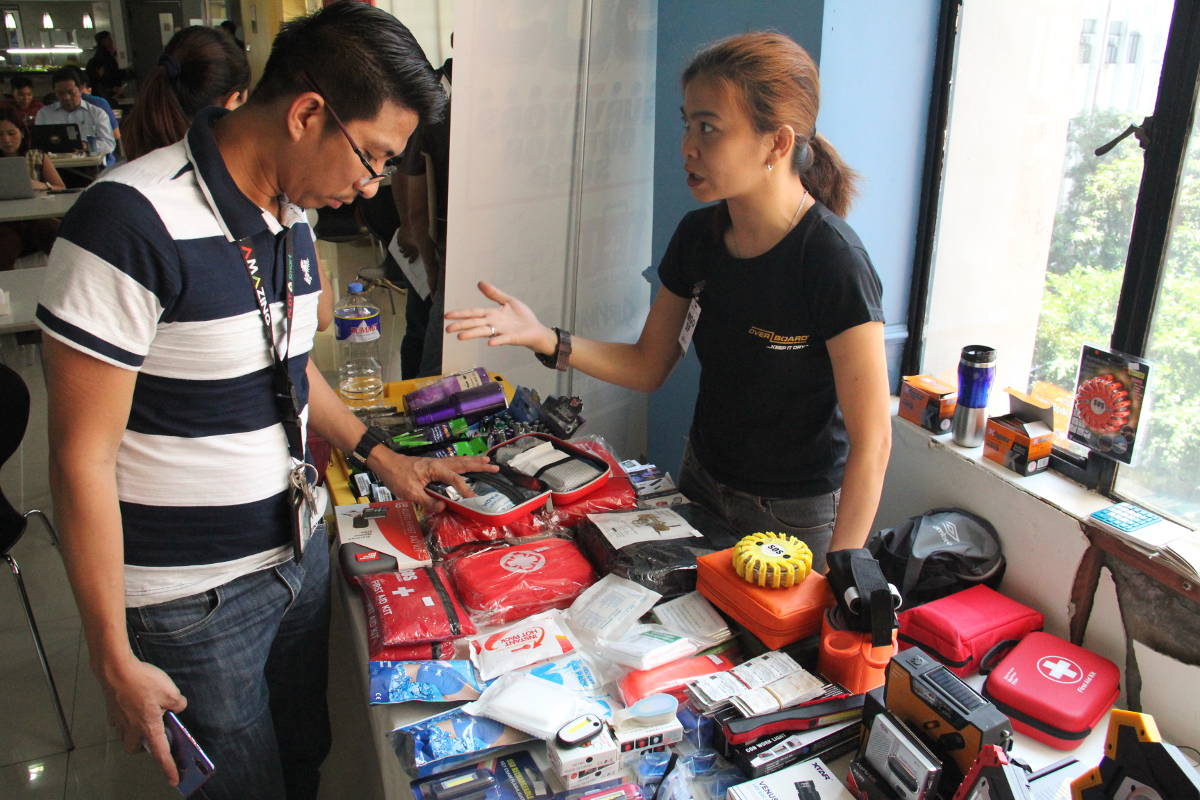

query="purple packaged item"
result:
[414,382,507,425]
[404,368,491,412]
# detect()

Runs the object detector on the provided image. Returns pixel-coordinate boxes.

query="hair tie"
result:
[158,53,181,80]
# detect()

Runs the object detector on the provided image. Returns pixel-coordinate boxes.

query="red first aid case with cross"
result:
[981,631,1120,749]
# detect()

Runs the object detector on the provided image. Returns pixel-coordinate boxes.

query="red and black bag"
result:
[355,568,476,651]
[898,585,1043,676]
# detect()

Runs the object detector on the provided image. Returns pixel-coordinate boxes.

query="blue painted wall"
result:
[646,0,825,473]
[645,0,939,473]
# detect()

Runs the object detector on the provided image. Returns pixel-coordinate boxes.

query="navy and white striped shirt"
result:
[37,107,324,606]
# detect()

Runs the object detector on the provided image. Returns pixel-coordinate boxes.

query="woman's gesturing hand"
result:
[444,281,557,355]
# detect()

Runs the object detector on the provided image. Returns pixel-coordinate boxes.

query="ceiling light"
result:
[3,12,16,28]
[82,13,93,29]
[41,12,52,29]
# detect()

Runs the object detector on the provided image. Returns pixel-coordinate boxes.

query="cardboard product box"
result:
[611,713,683,757]
[726,757,853,800]
[547,727,620,789]
[411,750,551,800]
[984,391,1055,476]
[898,374,957,434]
[333,500,432,582]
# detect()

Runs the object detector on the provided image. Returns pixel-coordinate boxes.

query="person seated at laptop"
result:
[34,68,115,160]
[8,76,44,128]
[72,68,121,166]
[0,106,64,191]
[0,107,64,269]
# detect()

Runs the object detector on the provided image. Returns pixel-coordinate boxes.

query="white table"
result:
[48,153,103,169]
[0,266,46,335]
[0,190,80,223]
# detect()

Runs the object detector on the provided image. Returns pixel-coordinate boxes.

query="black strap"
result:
[426,567,461,637]
[238,227,304,462]
[531,454,576,480]
[978,639,1022,675]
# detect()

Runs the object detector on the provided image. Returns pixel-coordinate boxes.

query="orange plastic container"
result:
[816,609,897,694]
[696,548,833,649]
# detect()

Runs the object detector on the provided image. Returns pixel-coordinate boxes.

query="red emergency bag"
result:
[981,631,1120,749]
[355,568,476,650]
[446,537,598,626]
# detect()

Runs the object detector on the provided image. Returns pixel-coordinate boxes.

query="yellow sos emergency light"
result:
[732,531,812,589]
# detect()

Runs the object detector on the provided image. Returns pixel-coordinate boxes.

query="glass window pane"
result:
[923,1,1173,453]
[1114,85,1200,526]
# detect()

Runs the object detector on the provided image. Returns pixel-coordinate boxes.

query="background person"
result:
[0,105,64,269]
[35,68,115,160]
[38,4,480,798]
[122,25,250,160]
[447,32,892,572]
[85,31,127,99]
[73,67,121,165]
[8,75,44,128]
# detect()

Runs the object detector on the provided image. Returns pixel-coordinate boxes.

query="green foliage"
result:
[1033,112,1200,521]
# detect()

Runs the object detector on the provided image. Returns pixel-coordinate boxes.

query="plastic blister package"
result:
[368,660,486,704]
[467,609,581,681]
[392,707,535,778]
[356,568,476,650]
[577,504,740,598]
[447,538,598,626]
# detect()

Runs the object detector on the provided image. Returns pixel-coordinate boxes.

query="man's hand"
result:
[394,231,419,263]
[368,449,497,513]
[99,658,187,785]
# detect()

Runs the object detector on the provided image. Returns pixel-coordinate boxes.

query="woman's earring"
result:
[767,163,774,172]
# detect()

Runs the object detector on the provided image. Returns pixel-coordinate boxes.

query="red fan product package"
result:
[897,585,1043,677]
[355,568,476,652]
[617,652,739,706]
[447,538,598,626]
[334,501,432,584]
[468,610,579,681]
[981,631,1119,749]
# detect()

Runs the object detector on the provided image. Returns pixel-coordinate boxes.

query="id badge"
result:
[679,295,701,354]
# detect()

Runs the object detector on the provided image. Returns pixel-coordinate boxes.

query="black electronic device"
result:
[556,714,605,748]
[540,395,585,439]
[164,711,215,798]
[31,123,83,153]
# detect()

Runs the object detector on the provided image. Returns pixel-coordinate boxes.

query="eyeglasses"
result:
[301,72,397,186]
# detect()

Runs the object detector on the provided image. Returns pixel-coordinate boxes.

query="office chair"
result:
[0,362,74,751]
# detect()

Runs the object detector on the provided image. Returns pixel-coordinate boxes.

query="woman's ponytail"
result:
[804,134,858,218]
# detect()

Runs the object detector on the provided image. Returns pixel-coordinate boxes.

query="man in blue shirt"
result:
[74,66,120,165]
[34,67,115,159]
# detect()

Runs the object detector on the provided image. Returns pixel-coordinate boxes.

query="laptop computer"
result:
[31,123,82,154]
[0,156,34,200]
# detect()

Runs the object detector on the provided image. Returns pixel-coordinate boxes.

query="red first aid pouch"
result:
[898,585,1044,676]
[447,538,598,626]
[355,568,476,651]
[547,440,637,529]
[981,631,1120,749]
[369,639,467,663]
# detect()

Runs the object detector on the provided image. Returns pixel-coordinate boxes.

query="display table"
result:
[0,266,46,335]
[0,190,79,224]
[324,375,1111,800]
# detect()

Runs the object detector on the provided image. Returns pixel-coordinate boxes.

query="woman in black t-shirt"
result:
[446,32,891,571]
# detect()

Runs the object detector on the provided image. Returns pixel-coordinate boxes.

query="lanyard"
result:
[238,227,305,462]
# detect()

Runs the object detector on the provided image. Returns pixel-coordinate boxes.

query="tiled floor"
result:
[1,235,399,799]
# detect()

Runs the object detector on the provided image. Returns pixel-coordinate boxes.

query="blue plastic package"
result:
[369,660,485,704]
[676,703,715,750]
[392,708,536,777]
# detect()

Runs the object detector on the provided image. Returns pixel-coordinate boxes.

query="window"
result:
[906,0,1200,526]
[1080,18,1096,64]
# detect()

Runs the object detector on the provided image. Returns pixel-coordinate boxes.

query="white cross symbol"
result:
[1041,658,1078,681]
[390,586,415,597]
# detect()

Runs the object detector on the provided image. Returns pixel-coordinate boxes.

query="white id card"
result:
[679,296,701,353]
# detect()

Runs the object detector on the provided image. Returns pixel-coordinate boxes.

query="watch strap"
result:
[535,327,572,371]
[351,426,391,465]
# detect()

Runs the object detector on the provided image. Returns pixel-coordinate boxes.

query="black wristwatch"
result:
[350,426,391,466]
[535,327,572,371]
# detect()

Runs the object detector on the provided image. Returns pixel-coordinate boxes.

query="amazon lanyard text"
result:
[239,226,316,561]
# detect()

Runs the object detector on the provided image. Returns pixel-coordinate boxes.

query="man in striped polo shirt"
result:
[37,5,490,798]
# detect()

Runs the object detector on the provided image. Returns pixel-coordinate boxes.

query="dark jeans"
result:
[678,442,840,573]
[126,528,332,800]
[402,286,431,380]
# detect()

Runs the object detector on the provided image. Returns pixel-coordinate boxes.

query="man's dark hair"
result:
[11,75,32,90]
[219,20,237,34]
[50,68,81,88]
[95,31,112,46]
[250,1,444,126]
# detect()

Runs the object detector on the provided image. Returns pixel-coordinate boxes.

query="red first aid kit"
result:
[426,434,612,525]
[355,568,477,652]
[368,639,466,663]
[697,548,834,649]
[898,585,1044,677]
[981,631,1120,749]
[446,538,598,626]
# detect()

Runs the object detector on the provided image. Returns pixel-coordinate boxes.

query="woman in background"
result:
[0,105,65,269]
[122,26,250,160]
[446,32,891,571]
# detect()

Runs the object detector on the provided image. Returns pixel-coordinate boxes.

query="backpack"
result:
[866,507,1005,607]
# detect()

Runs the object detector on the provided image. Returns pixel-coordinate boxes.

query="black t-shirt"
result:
[658,202,884,498]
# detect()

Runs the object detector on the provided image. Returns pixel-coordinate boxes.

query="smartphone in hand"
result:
[164,711,215,797]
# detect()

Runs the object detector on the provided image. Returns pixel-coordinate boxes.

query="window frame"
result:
[902,0,1200,501]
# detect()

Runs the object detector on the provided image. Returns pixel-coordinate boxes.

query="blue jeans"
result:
[126,527,332,800]
[679,443,840,573]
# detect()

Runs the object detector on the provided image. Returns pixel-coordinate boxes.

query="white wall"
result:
[877,417,1200,743]
[441,0,655,460]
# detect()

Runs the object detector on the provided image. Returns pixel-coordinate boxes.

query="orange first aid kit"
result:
[697,548,833,649]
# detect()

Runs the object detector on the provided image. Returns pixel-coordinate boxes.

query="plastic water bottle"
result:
[334,282,383,405]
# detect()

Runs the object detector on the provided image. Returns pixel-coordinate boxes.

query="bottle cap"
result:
[347,281,364,293]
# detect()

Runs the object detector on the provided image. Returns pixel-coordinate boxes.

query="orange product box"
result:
[898,374,957,433]
[984,390,1055,476]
